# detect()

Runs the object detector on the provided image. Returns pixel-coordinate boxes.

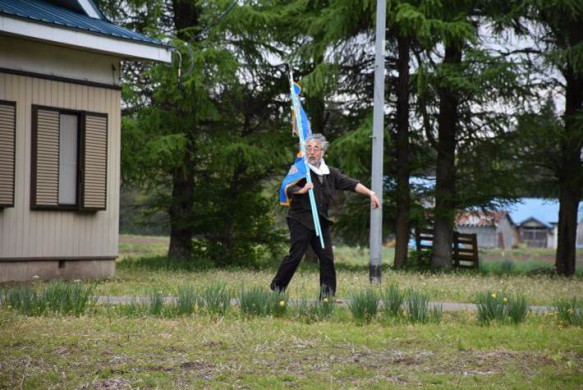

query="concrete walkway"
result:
[95,296,551,313]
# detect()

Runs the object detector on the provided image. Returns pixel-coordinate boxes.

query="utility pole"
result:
[370,0,386,283]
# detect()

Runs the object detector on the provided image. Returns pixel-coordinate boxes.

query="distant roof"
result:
[508,198,560,227]
[0,0,173,62]
[456,211,512,227]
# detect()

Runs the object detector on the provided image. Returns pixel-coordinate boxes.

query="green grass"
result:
[1,236,581,388]
[103,258,581,307]
[105,238,583,306]
[0,308,581,389]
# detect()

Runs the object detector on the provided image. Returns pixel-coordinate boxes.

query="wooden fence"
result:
[415,228,479,269]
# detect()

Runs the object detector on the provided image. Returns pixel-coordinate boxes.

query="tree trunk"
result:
[393,34,411,268]
[431,44,462,269]
[222,156,247,254]
[168,148,195,259]
[173,0,201,39]
[167,0,201,259]
[555,59,583,276]
[556,187,580,276]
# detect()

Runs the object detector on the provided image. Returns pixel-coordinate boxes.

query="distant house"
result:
[454,199,583,250]
[517,217,554,248]
[509,200,557,248]
[0,0,172,281]
[455,211,516,249]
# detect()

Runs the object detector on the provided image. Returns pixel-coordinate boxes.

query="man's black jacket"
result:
[287,167,359,230]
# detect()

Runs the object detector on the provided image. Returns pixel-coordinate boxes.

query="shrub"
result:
[3,285,43,316]
[380,283,404,318]
[476,290,529,325]
[198,282,231,317]
[405,289,435,324]
[507,293,528,324]
[146,288,165,316]
[239,287,287,318]
[554,298,583,327]
[347,289,379,324]
[401,249,432,271]
[2,280,96,316]
[176,285,197,315]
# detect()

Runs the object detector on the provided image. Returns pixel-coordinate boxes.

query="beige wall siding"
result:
[0,37,122,86]
[0,72,120,259]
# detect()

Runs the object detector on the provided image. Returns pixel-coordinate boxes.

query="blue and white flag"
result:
[279,153,307,206]
[291,82,312,141]
[279,81,312,206]
[278,71,325,247]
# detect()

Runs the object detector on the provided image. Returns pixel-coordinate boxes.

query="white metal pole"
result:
[370,0,386,283]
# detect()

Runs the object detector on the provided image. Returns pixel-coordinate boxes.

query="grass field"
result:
[113,235,582,305]
[0,235,582,389]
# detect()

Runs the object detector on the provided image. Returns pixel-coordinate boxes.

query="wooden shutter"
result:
[31,106,60,208]
[0,101,16,207]
[80,113,107,210]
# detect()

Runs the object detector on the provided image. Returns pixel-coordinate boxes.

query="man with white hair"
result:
[271,133,380,299]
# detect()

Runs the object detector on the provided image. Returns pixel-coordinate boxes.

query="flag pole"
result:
[288,69,325,248]
[370,0,386,283]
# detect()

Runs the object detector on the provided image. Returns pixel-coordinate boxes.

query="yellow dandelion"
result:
[491,293,497,299]
[323,297,329,303]
[279,300,285,307]
[503,297,508,303]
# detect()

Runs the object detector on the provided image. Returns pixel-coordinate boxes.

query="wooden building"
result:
[517,217,553,248]
[0,0,172,281]
[455,211,516,249]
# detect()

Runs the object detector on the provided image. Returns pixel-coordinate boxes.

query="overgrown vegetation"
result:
[554,298,583,327]
[0,278,574,332]
[405,289,442,324]
[1,240,582,388]
[347,289,379,324]
[475,290,529,325]
[239,286,288,318]
[2,280,96,316]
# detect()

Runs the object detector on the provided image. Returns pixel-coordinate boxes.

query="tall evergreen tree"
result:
[411,0,528,268]
[523,1,583,275]
[116,0,294,264]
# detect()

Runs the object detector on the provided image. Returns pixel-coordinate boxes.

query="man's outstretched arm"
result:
[355,183,380,208]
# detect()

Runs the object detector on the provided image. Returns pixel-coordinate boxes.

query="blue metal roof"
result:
[0,0,170,47]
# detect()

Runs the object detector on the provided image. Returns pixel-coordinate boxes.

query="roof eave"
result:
[1,15,173,63]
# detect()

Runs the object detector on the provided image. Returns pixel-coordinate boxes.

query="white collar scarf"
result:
[309,159,330,175]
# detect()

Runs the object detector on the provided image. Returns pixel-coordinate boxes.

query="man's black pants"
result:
[270,217,335,297]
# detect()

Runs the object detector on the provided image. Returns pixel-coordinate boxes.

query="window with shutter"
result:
[0,100,16,208]
[31,106,108,211]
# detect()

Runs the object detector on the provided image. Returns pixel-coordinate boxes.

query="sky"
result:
[507,198,583,226]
